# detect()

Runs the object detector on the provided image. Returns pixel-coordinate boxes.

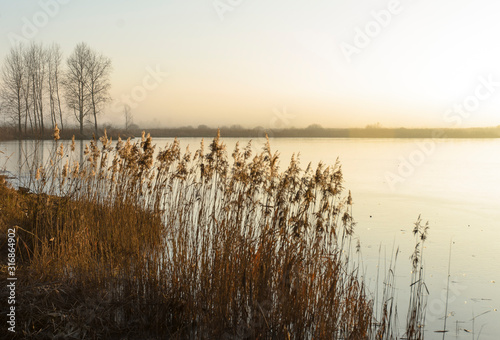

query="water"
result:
[1,137,499,339]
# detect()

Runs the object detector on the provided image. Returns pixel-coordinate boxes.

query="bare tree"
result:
[21,45,33,133]
[31,43,47,135]
[124,104,133,131]
[63,43,112,136]
[87,50,112,135]
[0,45,25,135]
[1,43,66,137]
[20,42,49,135]
[63,43,90,135]
[1,42,113,137]
[47,43,64,131]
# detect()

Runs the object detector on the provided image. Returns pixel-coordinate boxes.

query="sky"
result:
[1,0,500,128]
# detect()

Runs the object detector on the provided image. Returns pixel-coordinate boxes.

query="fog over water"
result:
[2,1,500,128]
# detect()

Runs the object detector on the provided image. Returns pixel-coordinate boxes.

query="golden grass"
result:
[0,129,427,339]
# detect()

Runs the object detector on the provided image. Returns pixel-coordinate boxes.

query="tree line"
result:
[134,125,500,139]
[0,42,112,137]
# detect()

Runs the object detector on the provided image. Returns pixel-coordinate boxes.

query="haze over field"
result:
[1,0,500,128]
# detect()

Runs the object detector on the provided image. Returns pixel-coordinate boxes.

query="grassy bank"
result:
[0,130,427,339]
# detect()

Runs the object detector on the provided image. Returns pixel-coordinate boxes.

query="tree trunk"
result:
[92,93,98,136]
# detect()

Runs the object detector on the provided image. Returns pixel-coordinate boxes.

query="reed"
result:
[0,129,427,339]
[405,215,429,340]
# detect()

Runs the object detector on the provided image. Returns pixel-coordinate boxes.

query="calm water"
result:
[1,137,499,339]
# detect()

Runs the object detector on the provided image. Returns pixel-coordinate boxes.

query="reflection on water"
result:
[1,137,499,339]
[0,139,88,187]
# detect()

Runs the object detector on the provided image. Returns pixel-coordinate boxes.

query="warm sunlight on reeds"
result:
[0,128,427,339]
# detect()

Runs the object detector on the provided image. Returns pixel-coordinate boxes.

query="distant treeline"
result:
[1,124,500,141]
[138,125,500,139]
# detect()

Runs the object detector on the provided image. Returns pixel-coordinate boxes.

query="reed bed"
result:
[0,128,427,339]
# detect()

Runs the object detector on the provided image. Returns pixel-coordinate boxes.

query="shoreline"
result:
[0,125,500,141]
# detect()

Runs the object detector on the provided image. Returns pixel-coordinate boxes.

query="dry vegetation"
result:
[0,128,427,339]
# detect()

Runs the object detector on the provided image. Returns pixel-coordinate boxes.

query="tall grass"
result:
[405,216,429,340]
[0,129,427,339]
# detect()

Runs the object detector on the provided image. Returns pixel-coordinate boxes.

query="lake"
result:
[1,137,499,339]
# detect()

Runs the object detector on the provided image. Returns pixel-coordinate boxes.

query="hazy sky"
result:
[1,0,500,128]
